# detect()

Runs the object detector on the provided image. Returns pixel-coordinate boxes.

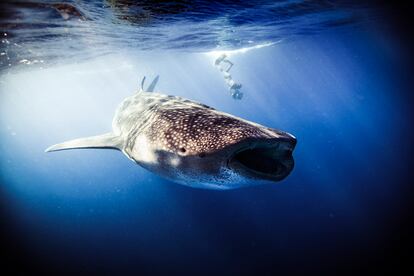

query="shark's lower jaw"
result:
[227,138,296,182]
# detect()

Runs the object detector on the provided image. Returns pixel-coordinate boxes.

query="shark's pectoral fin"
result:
[45,132,123,152]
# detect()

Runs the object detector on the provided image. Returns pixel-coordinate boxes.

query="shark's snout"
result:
[227,134,296,182]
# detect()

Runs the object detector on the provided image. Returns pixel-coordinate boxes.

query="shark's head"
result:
[127,105,297,189]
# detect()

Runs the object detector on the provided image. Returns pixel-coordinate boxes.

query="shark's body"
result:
[46,76,296,189]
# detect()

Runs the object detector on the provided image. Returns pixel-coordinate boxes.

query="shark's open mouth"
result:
[228,139,296,181]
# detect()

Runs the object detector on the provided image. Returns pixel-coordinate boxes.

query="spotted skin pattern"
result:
[115,92,276,158]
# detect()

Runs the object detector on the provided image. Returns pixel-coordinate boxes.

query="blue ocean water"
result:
[1,1,413,274]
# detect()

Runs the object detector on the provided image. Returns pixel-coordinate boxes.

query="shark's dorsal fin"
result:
[139,75,159,93]
[45,132,123,152]
[146,75,159,92]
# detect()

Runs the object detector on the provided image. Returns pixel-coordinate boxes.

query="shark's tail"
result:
[139,75,159,93]
[45,132,123,152]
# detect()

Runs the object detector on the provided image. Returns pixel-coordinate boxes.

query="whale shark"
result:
[46,76,297,189]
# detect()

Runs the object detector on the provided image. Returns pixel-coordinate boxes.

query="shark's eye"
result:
[179,147,186,153]
[199,152,206,158]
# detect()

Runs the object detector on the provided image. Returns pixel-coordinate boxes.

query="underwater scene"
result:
[1,1,413,274]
